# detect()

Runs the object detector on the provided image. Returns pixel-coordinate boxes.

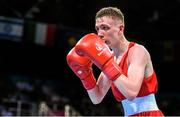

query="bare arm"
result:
[113,45,149,100]
[87,72,111,104]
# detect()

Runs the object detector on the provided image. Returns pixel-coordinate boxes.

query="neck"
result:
[113,37,129,58]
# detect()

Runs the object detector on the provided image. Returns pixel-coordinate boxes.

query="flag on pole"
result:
[0,16,24,42]
[25,21,57,46]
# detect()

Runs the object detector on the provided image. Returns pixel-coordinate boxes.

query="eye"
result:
[101,25,110,31]
[95,26,99,32]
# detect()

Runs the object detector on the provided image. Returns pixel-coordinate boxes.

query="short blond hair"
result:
[95,7,124,24]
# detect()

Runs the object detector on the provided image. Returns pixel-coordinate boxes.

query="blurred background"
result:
[0,0,180,116]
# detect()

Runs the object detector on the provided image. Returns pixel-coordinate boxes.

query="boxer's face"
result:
[95,16,123,49]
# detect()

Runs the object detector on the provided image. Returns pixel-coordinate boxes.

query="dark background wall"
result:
[0,0,180,116]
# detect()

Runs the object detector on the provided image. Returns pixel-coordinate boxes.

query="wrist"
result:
[81,73,96,90]
[102,59,122,81]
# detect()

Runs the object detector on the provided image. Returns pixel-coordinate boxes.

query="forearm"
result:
[87,73,111,104]
[112,67,144,100]
[102,57,145,100]
[87,85,103,104]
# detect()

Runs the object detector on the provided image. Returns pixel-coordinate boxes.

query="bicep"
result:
[127,46,148,89]
[127,63,145,84]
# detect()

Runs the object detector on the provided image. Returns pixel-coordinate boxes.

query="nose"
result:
[97,32,104,39]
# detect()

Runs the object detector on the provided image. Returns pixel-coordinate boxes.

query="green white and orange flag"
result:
[25,21,57,46]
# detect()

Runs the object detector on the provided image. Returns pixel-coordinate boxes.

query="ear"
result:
[119,25,124,32]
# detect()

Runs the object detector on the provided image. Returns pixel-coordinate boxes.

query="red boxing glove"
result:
[66,47,96,90]
[75,33,122,81]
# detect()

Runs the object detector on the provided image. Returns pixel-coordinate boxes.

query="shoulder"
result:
[128,43,151,63]
[130,43,150,56]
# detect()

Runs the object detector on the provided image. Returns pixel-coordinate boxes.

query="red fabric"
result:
[130,110,164,116]
[111,42,158,102]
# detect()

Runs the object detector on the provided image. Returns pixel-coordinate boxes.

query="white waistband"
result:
[122,94,159,116]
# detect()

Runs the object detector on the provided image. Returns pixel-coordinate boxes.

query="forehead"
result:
[95,16,114,26]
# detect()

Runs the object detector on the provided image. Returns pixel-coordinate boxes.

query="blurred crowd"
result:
[0,74,180,116]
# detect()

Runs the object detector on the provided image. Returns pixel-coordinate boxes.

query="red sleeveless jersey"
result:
[111,42,158,102]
